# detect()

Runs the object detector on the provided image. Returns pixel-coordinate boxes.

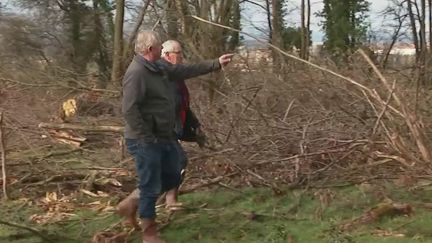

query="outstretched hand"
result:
[218,53,234,67]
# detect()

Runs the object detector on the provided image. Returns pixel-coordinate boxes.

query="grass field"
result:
[2,181,432,243]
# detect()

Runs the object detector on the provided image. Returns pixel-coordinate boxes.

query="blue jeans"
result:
[175,141,188,172]
[125,139,182,219]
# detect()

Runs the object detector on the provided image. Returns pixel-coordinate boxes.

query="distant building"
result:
[370,42,416,56]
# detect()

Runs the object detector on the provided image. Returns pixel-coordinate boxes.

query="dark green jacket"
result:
[122,55,220,141]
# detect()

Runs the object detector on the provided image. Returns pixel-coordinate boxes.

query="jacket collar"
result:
[157,58,170,66]
[133,54,161,73]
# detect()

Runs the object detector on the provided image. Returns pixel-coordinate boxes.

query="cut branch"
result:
[359,49,432,163]
[38,122,124,133]
[0,111,8,200]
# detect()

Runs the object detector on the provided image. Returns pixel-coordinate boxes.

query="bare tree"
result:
[429,0,432,50]
[123,0,151,70]
[265,0,272,41]
[111,0,125,85]
[92,0,112,87]
[166,0,179,38]
[300,0,311,60]
[271,0,284,69]
[381,0,408,69]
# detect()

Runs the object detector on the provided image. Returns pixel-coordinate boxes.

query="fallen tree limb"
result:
[42,149,82,159]
[359,49,432,163]
[39,122,124,133]
[0,219,54,242]
[339,201,413,231]
[23,173,87,187]
[188,148,235,161]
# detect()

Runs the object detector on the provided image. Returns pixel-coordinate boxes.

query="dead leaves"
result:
[30,192,76,225]
[29,190,116,225]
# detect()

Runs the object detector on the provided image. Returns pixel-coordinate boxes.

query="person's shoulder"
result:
[126,59,150,75]
[156,59,173,68]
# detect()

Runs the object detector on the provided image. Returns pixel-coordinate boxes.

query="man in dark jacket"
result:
[117,40,205,224]
[118,30,232,243]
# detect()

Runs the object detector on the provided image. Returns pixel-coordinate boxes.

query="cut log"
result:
[39,123,124,133]
[49,130,87,147]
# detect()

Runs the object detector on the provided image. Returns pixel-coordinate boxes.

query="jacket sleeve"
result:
[166,59,221,80]
[122,69,146,135]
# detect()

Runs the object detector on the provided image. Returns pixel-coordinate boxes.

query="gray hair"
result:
[161,40,181,56]
[135,30,162,54]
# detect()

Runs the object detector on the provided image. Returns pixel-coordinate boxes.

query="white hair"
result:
[134,30,162,54]
[161,40,181,57]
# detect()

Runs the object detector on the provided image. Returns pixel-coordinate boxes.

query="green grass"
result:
[2,184,432,243]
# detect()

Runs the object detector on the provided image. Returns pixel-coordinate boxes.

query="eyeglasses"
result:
[167,51,182,55]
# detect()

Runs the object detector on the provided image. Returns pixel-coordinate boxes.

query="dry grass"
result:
[1,52,432,197]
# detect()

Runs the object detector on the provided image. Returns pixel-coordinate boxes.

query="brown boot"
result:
[117,189,140,229]
[141,219,166,243]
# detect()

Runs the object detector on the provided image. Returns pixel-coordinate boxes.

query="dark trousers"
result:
[125,139,182,219]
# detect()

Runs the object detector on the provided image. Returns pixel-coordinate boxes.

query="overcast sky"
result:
[241,0,391,43]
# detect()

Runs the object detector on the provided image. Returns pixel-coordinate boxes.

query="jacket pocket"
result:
[152,113,172,137]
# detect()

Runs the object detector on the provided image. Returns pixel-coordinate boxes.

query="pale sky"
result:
[242,0,391,42]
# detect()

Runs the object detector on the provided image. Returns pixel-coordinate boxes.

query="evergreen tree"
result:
[318,0,370,55]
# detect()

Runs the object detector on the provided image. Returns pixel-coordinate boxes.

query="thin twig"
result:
[372,79,396,135]
[0,112,8,200]
[225,87,261,142]
[282,99,296,122]
[255,149,348,166]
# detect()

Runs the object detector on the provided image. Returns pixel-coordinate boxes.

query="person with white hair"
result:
[119,30,232,243]
[159,39,207,207]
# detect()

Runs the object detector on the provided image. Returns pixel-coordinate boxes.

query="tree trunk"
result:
[100,0,115,41]
[166,0,179,38]
[93,0,111,88]
[381,17,404,69]
[69,0,85,75]
[407,0,420,59]
[265,0,272,41]
[300,0,306,59]
[420,0,427,84]
[429,0,432,51]
[227,0,240,50]
[306,0,311,60]
[271,0,284,70]
[123,0,151,70]
[175,0,192,37]
[111,0,125,85]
